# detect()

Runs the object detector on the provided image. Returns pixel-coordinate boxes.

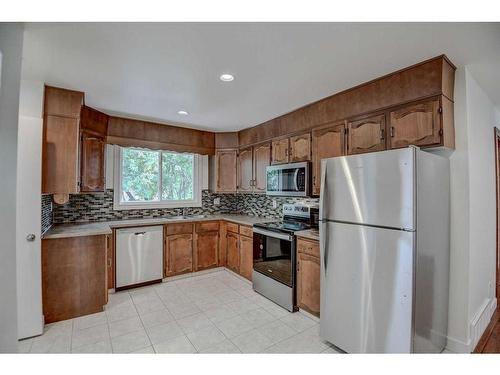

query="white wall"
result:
[443,67,500,352]
[0,23,24,352]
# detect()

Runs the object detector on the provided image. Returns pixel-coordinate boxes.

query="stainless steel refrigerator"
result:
[319,146,450,353]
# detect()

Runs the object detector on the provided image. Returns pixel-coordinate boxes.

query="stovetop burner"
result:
[254,220,311,234]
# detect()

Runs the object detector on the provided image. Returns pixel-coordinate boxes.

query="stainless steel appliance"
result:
[319,146,450,353]
[253,203,317,311]
[116,225,164,290]
[266,162,310,197]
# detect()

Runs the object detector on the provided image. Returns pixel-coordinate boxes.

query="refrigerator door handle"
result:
[320,221,329,272]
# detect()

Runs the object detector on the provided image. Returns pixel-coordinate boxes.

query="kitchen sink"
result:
[167,214,210,220]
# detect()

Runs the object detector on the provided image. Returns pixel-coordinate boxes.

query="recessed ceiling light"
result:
[177,110,189,115]
[219,73,234,82]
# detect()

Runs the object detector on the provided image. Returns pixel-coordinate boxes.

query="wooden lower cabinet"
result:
[195,230,219,271]
[41,235,107,324]
[165,233,194,277]
[239,234,253,281]
[226,231,240,273]
[106,233,114,290]
[296,238,320,317]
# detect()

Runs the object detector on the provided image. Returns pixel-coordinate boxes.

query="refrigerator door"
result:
[320,148,415,230]
[320,221,414,353]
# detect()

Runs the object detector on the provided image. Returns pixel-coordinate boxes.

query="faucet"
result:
[182,207,188,217]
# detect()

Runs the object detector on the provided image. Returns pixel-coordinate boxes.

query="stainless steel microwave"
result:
[266,162,310,197]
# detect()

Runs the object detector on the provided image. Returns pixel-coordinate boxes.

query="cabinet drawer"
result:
[196,221,220,233]
[297,238,320,258]
[239,225,253,238]
[166,223,193,235]
[226,222,239,234]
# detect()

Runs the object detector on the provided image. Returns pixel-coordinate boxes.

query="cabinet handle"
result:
[380,128,385,140]
[313,175,316,186]
[390,126,395,138]
[285,148,288,156]
[107,258,112,267]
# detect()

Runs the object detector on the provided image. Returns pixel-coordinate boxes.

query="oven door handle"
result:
[253,227,294,242]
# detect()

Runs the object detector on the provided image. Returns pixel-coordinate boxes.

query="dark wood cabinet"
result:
[296,238,320,317]
[226,231,240,274]
[165,233,193,277]
[195,221,219,271]
[388,98,442,149]
[215,149,238,192]
[239,234,253,281]
[347,114,386,155]
[237,147,253,192]
[290,133,311,162]
[42,235,107,323]
[106,233,114,290]
[80,133,105,192]
[253,143,271,192]
[271,138,289,164]
[311,121,346,195]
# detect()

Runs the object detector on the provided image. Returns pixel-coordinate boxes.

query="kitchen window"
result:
[113,146,202,210]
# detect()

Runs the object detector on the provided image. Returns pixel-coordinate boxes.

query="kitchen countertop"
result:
[296,229,320,241]
[42,214,275,239]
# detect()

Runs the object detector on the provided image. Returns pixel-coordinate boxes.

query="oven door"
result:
[266,162,309,197]
[253,228,295,287]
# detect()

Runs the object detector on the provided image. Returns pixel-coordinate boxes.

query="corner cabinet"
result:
[237,147,254,192]
[215,149,238,193]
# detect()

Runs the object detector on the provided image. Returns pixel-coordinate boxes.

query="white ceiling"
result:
[22,23,500,132]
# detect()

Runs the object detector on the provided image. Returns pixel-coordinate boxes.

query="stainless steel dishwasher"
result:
[115,225,164,290]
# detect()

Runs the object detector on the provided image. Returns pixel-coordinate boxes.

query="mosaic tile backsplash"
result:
[45,189,318,229]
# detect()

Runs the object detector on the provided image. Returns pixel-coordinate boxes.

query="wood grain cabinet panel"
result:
[239,225,253,238]
[238,147,253,192]
[347,114,386,155]
[296,251,320,317]
[195,231,219,271]
[226,232,240,274]
[239,235,253,281]
[226,222,239,234]
[215,149,238,192]
[80,134,105,192]
[253,143,271,193]
[388,98,442,149]
[44,86,84,118]
[290,133,311,162]
[271,138,290,164]
[106,233,114,290]
[165,234,193,277]
[311,122,346,195]
[42,235,107,323]
[218,221,227,267]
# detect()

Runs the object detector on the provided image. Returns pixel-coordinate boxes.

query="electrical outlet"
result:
[272,199,277,209]
[214,197,221,206]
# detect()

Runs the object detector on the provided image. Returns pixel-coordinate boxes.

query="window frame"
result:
[113,146,202,210]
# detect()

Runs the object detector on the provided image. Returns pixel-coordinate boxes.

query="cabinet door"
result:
[388,98,441,149]
[238,147,253,192]
[290,133,311,162]
[195,231,219,271]
[226,232,240,274]
[80,133,105,192]
[106,233,114,290]
[271,138,290,164]
[239,235,253,281]
[253,143,271,193]
[165,234,193,277]
[347,114,386,155]
[297,252,320,317]
[216,149,238,192]
[311,122,346,195]
[42,115,80,194]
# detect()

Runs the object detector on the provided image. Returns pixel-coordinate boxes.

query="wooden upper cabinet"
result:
[388,98,442,149]
[80,105,108,137]
[195,231,219,271]
[80,134,105,192]
[238,147,253,192]
[215,149,237,193]
[239,235,253,281]
[44,86,84,119]
[165,233,193,277]
[311,122,346,195]
[271,138,289,164]
[226,232,240,274]
[253,143,271,193]
[42,115,80,194]
[290,133,311,162]
[347,114,386,155]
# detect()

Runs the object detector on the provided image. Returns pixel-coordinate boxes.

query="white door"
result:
[320,148,415,230]
[16,81,44,339]
[319,221,414,353]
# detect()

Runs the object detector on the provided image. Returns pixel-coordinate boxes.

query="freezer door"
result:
[320,221,414,353]
[116,226,164,288]
[320,148,415,230]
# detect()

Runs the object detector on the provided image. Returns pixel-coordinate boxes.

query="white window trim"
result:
[113,146,202,210]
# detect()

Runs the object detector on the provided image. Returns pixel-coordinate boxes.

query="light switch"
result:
[272,199,277,208]
[214,197,221,206]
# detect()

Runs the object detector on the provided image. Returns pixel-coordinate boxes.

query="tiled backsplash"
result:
[45,190,319,228]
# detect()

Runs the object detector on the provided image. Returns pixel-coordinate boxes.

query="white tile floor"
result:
[18,269,339,354]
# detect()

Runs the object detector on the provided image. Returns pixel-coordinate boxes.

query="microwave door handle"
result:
[293,169,299,191]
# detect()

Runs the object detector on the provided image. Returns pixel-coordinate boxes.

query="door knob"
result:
[26,234,36,242]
